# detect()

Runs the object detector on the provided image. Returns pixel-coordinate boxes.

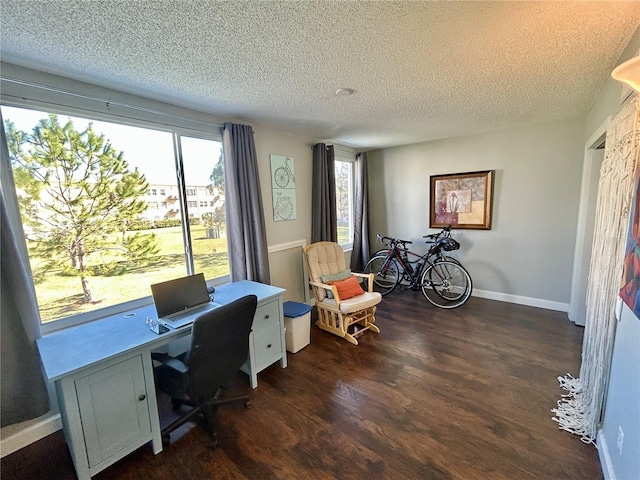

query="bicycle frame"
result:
[377,240,440,291]
[378,229,457,278]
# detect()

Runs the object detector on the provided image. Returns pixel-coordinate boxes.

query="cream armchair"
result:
[303,241,381,345]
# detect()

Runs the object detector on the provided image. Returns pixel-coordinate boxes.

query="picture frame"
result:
[430,170,494,229]
[270,154,297,221]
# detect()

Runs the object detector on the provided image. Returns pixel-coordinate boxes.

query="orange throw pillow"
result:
[328,275,365,300]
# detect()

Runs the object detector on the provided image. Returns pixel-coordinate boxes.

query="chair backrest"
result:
[304,242,348,301]
[184,294,257,400]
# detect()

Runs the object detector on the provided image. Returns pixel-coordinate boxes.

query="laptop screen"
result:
[150,273,210,318]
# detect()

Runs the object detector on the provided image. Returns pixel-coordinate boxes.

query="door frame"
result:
[569,116,611,325]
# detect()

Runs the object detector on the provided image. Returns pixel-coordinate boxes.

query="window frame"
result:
[335,155,356,252]
[1,95,228,334]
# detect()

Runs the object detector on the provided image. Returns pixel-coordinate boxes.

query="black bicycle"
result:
[371,225,463,266]
[364,227,472,308]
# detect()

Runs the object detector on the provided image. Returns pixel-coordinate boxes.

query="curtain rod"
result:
[1,76,224,130]
[309,143,357,156]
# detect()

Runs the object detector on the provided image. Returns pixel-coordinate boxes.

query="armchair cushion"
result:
[322,269,352,298]
[327,275,365,300]
[321,291,382,313]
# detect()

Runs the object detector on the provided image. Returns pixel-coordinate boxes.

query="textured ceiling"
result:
[1,1,639,149]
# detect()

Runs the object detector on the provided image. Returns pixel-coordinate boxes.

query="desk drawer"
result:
[252,300,280,332]
[252,322,283,371]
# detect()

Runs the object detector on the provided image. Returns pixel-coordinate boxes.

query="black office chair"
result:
[152,294,257,448]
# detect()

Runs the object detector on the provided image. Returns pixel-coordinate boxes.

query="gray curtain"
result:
[350,152,370,272]
[311,143,337,243]
[0,111,50,426]
[221,122,270,284]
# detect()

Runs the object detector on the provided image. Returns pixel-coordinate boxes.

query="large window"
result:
[335,158,355,248]
[2,105,229,328]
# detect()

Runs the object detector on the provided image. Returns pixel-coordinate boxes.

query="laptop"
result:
[151,273,220,329]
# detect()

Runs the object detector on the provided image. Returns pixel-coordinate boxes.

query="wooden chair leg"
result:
[344,333,359,345]
[315,306,380,345]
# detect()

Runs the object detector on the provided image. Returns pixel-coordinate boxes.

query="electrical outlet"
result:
[617,426,624,455]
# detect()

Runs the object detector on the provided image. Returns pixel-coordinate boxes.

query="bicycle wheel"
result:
[420,261,472,308]
[372,248,390,257]
[364,254,400,295]
[280,199,293,219]
[429,261,472,303]
[274,167,290,188]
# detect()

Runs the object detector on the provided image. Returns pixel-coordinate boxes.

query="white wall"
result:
[252,122,314,248]
[367,117,585,309]
[598,302,640,480]
[251,122,315,303]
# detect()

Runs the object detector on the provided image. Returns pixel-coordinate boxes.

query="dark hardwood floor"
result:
[2,292,603,480]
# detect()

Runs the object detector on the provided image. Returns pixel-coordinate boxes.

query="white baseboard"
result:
[597,429,616,480]
[472,289,569,312]
[0,413,61,458]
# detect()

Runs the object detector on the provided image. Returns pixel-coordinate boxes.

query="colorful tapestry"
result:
[620,142,640,319]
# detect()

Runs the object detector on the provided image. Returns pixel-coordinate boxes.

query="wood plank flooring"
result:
[2,292,603,479]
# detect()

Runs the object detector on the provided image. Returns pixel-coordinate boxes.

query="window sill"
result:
[40,275,232,334]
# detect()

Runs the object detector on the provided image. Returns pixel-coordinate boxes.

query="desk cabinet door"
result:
[75,355,152,468]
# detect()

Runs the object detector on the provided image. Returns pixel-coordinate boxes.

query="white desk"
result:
[37,280,286,480]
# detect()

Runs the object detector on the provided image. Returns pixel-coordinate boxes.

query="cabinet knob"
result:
[267,344,272,349]
[138,394,146,401]
[265,314,270,319]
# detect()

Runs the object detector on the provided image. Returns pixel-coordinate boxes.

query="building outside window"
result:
[1,105,229,330]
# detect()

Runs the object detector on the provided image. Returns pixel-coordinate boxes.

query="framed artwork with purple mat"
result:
[430,170,494,229]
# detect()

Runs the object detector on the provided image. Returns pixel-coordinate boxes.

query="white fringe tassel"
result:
[551,98,639,446]
[552,374,595,446]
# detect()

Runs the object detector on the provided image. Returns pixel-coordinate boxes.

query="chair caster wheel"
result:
[244,399,252,408]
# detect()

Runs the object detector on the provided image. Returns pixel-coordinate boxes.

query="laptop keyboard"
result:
[168,304,212,322]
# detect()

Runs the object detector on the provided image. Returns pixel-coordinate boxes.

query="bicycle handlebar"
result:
[422,225,452,242]
[376,234,412,247]
[376,226,453,247]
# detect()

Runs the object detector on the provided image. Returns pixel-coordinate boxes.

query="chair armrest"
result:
[151,352,189,374]
[309,280,341,304]
[352,272,374,292]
